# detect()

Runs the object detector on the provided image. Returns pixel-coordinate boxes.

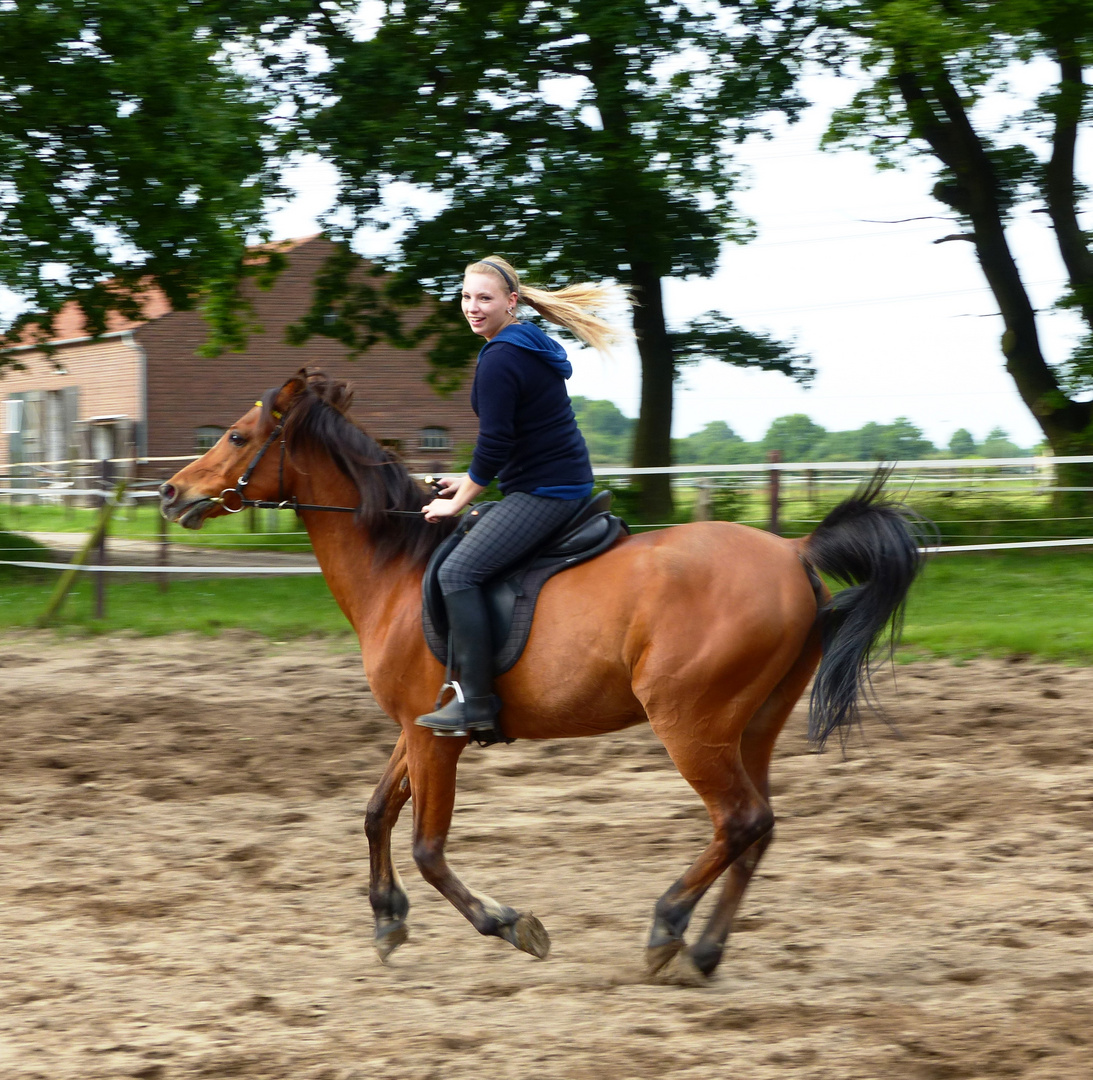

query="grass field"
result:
[899,548,1093,662]
[602,473,1093,547]
[1,540,1090,664]
[0,572,352,638]
[6,479,1093,549]
[0,501,310,552]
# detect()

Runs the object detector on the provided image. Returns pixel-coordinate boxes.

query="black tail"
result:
[803,469,931,749]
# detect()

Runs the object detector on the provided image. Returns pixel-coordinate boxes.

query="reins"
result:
[208,399,430,517]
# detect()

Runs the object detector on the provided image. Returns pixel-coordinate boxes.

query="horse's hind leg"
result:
[365,733,413,960]
[644,740,772,977]
[686,634,822,977]
[405,727,550,959]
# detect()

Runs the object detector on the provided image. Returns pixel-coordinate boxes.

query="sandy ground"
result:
[0,631,1091,1080]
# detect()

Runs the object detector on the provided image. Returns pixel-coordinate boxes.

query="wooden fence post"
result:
[37,476,128,627]
[693,479,711,521]
[94,459,109,619]
[158,506,170,592]
[768,450,782,535]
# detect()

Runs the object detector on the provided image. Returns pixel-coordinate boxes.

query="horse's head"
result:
[159,370,316,529]
[160,367,450,567]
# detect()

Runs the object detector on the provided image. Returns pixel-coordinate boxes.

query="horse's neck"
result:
[292,455,422,649]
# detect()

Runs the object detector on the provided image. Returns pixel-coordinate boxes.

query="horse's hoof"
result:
[654,948,710,987]
[645,938,684,976]
[503,912,551,959]
[374,921,409,962]
[687,939,723,977]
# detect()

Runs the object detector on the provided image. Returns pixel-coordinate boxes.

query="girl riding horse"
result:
[418,256,623,738]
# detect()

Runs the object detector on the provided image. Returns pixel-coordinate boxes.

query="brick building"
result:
[0,236,479,481]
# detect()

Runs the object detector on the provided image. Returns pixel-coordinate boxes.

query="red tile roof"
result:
[16,236,325,346]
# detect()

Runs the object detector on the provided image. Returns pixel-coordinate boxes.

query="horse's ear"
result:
[331,382,354,415]
[273,371,308,416]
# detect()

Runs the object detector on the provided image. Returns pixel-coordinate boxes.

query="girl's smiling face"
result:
[462,272,516,341]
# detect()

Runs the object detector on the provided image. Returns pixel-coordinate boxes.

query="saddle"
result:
[421,490,629,675]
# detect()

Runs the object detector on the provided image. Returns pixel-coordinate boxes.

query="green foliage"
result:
[762,414,827,461]
[3,538,1092,666]
[308,0,805,288]
[859,417,937,460]
[0,501,312,552]
[1058,326,1093,397]
[572,397,635,465]
[979,427,1028,458]
[0,573,350,637]
[301,0,811,492]
[594,478,646,523]
[0,529,49,579]
[0,0,318,351]
[948,428,978,457]
[699,479,749,522]
[816,0,1093,453]
[576,399,1040,466]
[764,414,938,461]
[901,550,1093,663]
[907,492,1088,545]
[671,313,813,385]
[674,420,761,465]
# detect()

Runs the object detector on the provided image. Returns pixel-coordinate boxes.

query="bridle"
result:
[208,400,428,516]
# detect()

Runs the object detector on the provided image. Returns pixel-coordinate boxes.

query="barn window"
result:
[420,426,451,451]
[3,398,23,435]
[195,426,225,452]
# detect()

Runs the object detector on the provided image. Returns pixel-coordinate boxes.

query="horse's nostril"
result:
[159,483,176,504]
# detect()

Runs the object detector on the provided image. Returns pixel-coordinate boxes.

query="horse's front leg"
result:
[365,732,413,960]
[406,726,550,959]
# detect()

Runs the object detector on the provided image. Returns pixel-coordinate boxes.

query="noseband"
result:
[207,401,427,516]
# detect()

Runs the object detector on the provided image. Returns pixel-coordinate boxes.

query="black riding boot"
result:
[416,586,502,736]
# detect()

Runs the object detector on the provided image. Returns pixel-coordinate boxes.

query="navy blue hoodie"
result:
[467,323,593,498]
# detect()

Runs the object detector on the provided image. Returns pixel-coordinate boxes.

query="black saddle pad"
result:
[422,492,628,675]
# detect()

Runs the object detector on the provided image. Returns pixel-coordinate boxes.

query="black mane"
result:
[267,369,460,568]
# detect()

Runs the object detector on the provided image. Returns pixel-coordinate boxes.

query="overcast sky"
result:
[267,64,1089,452]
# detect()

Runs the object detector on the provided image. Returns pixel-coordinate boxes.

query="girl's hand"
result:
[436,475,461,497]
[421,473,486,522]
[422,498,463,523]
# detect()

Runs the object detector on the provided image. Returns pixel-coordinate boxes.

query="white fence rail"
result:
[1,455,1092,583]
[4,535,1093,578]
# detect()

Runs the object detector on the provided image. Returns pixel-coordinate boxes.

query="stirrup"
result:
[415,682,500,737]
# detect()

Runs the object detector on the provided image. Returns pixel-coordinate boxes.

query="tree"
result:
[674,419,758,464]
[761,413,827,461]
[304,0,813,518]
[948,428,978,457]
[812,428,866,461]
[877,416,936,460]
[0,0,318,351]
[818,0,1093,501]
[980,426,1028,459]
[571,396,635,464]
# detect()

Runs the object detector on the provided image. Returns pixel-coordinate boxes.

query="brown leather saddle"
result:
[421,490,628,675]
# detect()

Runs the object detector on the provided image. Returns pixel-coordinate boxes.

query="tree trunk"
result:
[1043,39,1093,329]
[629,260,676,521]
[895,63,1093,507]
[582,33,678,522]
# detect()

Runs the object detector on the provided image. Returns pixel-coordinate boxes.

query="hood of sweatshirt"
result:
[479,321,572,379]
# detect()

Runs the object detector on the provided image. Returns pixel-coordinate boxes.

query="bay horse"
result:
[159,369,925,979]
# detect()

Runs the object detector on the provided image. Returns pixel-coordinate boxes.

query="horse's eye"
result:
[228,431,247,447]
